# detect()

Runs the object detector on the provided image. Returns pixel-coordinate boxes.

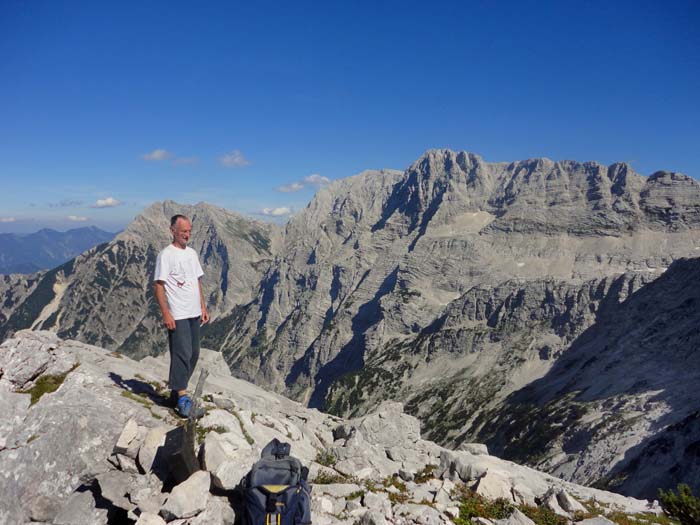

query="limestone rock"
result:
[135,512,167,525]
[188,495,236,525]
[203,431,254,490]
[52,490,109,525]
[359,510,388,525]
[459,443,489,455]
[138,426,168,473]
[114,418,140,455]
[160,470,211,520]
[493,508,535,525]
[97,470,136,511]
[474,470,515,502]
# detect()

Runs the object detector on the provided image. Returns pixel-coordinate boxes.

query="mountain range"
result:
[1,149,699,498]
[0,226,115,274]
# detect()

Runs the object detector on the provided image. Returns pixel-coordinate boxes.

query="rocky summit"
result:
[1,150,700,498]
[0,331,666,525]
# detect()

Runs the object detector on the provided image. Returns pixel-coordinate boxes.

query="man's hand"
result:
[201,308,209,325]
[163,311,176,330]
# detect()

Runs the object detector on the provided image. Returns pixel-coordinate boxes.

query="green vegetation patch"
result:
[311,471,348,485]
[659,484,700,525]
[518,505,568,525]
[453,487,514,524]
[413,464,437,483]
[315,449,337,468]
[20,363,80,406]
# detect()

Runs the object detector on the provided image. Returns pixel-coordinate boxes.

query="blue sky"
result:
[1,0,698,233]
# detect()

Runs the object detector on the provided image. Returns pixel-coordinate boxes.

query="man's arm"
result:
[199,278,209,325]
[153,280,176,330]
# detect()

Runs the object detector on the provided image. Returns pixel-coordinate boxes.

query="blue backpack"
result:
[242,439,312,525]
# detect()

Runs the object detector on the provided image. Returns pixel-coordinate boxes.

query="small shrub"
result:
[453,487,513,524]
[518,505,567,525]
[659,484,700,525]
[388,491,409,504]
[414,464,437,483]
[315,449,337,467]
[312,471,347,484]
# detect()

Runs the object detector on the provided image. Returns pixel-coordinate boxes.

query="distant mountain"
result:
[0,226,115,274]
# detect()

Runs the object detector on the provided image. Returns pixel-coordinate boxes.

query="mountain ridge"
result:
[1,149,699,497]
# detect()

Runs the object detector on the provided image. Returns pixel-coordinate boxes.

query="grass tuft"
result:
[20,363,80,405]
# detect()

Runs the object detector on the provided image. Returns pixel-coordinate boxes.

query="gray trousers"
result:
[168,316,201,391]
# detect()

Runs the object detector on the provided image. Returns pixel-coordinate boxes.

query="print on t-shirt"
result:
[169,262,188,288]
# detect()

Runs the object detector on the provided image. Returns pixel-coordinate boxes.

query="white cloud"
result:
[142,149,172,161]
[261,207,293,217]
[0,217,16,223]
[275,173,331,193]
[92,197,122,208]
[276,182,305,193]
[303,173,331,186]
[67,215,88,222]
[220,149,251,168]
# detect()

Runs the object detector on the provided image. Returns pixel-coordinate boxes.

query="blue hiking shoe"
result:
[175,394,205,418]
[176,394,193,417]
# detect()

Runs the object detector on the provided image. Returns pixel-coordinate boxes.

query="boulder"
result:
[138,426,169,473]
[576,518,616,525]
[52,490,108,525]
[556,489,587,513]
[203,431,254,490]
[359,510,388,525]
[135,512,167,525]
[160,470,211,520]
[542,489,570,517]
[437,450,488,482]
[188,495,236,525]
[97,470,136,511]
[458,443,489,456]
[362,491,392,518]
[493,508,535,525]
[473,470,515,502]
[114,418,140,455]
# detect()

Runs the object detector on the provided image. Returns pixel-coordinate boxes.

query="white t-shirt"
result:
[153,244,204,320]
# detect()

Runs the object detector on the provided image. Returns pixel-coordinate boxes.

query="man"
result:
[153,214,210,417]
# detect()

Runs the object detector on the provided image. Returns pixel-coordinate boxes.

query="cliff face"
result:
[2,150,699,497]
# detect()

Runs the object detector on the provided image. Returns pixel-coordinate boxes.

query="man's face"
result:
[171,218,192,248]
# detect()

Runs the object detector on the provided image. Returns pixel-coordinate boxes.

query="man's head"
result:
[170,214,192,248]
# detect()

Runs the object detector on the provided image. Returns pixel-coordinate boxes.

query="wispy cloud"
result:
[220,149,251,168]
[0,217,17,223]
[276,182,305,193]
[260,207,293,217]
[67,215,88,222]
[172,156,199,166]
[142,149,172,161]
[276,173,331,193]
[91,197,122,208]
[49,199,83,208]
[303,174,331,185]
